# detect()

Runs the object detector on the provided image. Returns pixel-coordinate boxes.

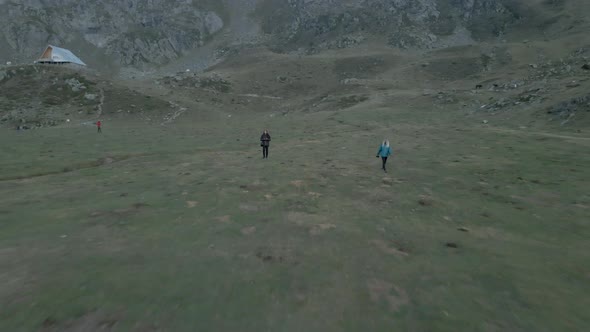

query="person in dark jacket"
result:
[376,140,392,172]
[260,130,271,159]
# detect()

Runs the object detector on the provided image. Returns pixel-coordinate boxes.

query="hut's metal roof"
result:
[37,45,86,66]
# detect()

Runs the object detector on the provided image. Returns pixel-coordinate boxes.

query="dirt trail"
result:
[485,127,590,144]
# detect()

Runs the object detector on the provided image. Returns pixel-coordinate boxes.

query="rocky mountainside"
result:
[0,0,587,71]
[0,0,226,70]
[257,0,510,51]
[258,0,590,52]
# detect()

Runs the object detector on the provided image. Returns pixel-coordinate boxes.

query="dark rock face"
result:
[256,0,518,51]
[549,94,590,119]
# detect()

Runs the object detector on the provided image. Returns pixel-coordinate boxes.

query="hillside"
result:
[0,1,589,332]
[2,0,589,74]
[0,66,174,128]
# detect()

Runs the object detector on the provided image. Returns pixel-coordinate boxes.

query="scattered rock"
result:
[320,34,366,49]
[457,227,470,232]
[582,64,590,70]
[341,78,360,85]
[445,242,459,248]
[307,192,322,198]
[339,94,369,108]
[434,92,456,104]
[84,93,97,101]
[548,94,590,120]
[255,250,287,264]
[256,252,275,263]
[65,78,86,92]
[186,201,198,208]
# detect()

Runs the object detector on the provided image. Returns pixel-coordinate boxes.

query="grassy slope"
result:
[1,94,589,332]
[1,23,590,332]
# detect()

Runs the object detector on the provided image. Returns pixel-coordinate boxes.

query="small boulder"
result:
[84,93,97,101]
[418,195,434,206]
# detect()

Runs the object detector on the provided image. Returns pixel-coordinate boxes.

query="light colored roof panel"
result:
[38,45,86,66]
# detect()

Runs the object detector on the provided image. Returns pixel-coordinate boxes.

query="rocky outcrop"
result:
[256,0,519,51]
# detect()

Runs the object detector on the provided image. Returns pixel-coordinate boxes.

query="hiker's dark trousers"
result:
[381,157,388,170]
[97,127,102,133]
[262,146,269,158]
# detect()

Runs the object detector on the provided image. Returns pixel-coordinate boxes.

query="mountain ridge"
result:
[3,0,585,73]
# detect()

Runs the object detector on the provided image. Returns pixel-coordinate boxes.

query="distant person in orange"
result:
[96,120,102,133]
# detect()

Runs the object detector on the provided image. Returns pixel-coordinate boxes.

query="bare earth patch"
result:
[309,223,336,236]
[186,200,198,208]
[41,310,121,332]
[290,180,304,188]
[382,177,394,186]
[215,215,231,223]
[240,203,260,212]
[241,226,257,235]
[370,239,409,257]
[287,211,326,226]
[255,246,298,265]
[367,279,409,312]
[90,203,148,219]
[307,191,322,198]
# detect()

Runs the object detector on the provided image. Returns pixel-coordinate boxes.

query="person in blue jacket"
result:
[376,140,392,172]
